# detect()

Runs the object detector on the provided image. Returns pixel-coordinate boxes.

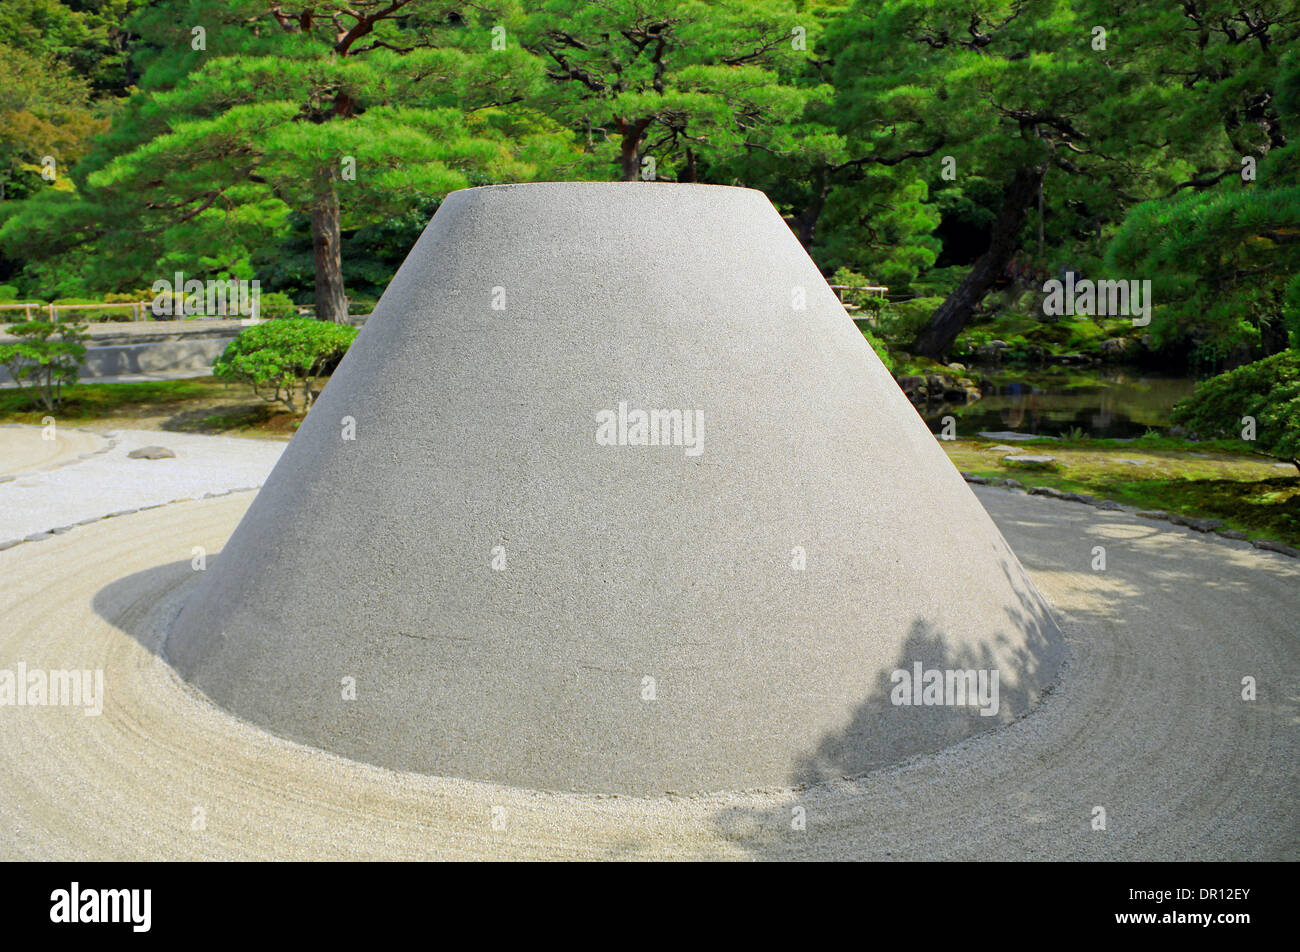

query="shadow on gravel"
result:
[88,498,1299,861]
[92,557,214,660]
[710,497,1300,859]
[711,544,1063,858]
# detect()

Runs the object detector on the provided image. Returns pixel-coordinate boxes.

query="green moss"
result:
[945,437,1300,545]
[0,378,218,421]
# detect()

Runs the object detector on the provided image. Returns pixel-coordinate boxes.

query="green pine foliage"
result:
[0,0,1295,379]
[1171,350,1300,463]
[0,319,89,411]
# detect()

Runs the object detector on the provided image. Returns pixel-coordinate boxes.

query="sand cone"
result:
[166,183,1063,795]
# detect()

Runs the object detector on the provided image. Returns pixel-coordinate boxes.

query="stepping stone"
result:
[1062,492,1099,505]
[128,445,176,460]
[1004,455,1056,466]
[1028,486,1065,498]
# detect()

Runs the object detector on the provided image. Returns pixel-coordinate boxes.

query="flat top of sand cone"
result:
[166,182,1063,795]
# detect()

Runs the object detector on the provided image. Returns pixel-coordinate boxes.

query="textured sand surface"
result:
[1,486,1293,860]
[0,427,284,543]
[0,424,110,478]
[166,183,1063,795]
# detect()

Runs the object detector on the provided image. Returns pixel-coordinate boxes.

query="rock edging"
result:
[0,485,262,552]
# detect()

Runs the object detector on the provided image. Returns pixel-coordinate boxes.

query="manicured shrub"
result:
[213,318,357,414]
[1171,350,1300,462]
[0,321,89,411]
[258,291,298,319]
[860,327,895,373]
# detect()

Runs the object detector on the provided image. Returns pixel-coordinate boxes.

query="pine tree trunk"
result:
[911,164,1045,360]
[790,167,830,250]
[618,118,651,181]
[310,165,348,323]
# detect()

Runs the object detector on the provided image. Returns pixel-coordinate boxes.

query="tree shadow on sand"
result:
[712,548,1064,857]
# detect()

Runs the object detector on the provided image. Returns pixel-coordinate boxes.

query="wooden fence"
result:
[0,301,156,321]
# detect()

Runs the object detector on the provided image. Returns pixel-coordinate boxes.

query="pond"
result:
[922,368,1198,439]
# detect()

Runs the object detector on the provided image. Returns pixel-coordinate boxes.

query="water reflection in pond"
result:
[923,370,1197,439]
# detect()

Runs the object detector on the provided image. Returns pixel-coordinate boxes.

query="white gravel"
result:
[0,425,284,544]
[0,429,1294,859]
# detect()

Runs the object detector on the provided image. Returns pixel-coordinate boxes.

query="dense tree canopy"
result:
[0,0,1293,376]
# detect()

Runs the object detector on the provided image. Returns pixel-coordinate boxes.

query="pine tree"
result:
[515,0,822,182]
[1,1,579,320]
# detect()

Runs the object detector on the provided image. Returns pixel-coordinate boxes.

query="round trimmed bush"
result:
[213,318,358,414]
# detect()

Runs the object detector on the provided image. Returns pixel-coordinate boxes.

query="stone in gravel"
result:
[1002,478,1024,488]
[1093,500,1123,510]
[127,445,176,459]
[1184,518,1225,533]
[22,531,52,542]
[1215,528,1248,540]
[1136,510,1172,521]
[1251,539,1300,557]
[960,472,990,484]
[0,538,21,550]
[1004,455,1056,466]
[105,508,139,518]
[1029,486,1066,498]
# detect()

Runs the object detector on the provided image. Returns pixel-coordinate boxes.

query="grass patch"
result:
[0,378,219,422]
[0,377,302,437]
[945,438,1300,546]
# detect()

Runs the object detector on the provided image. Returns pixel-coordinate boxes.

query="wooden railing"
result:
[0,301,157,321]
[0,301,378,322]
[829,284,889,312]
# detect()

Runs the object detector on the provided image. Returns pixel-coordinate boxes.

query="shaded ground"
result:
[0,378,301,439]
